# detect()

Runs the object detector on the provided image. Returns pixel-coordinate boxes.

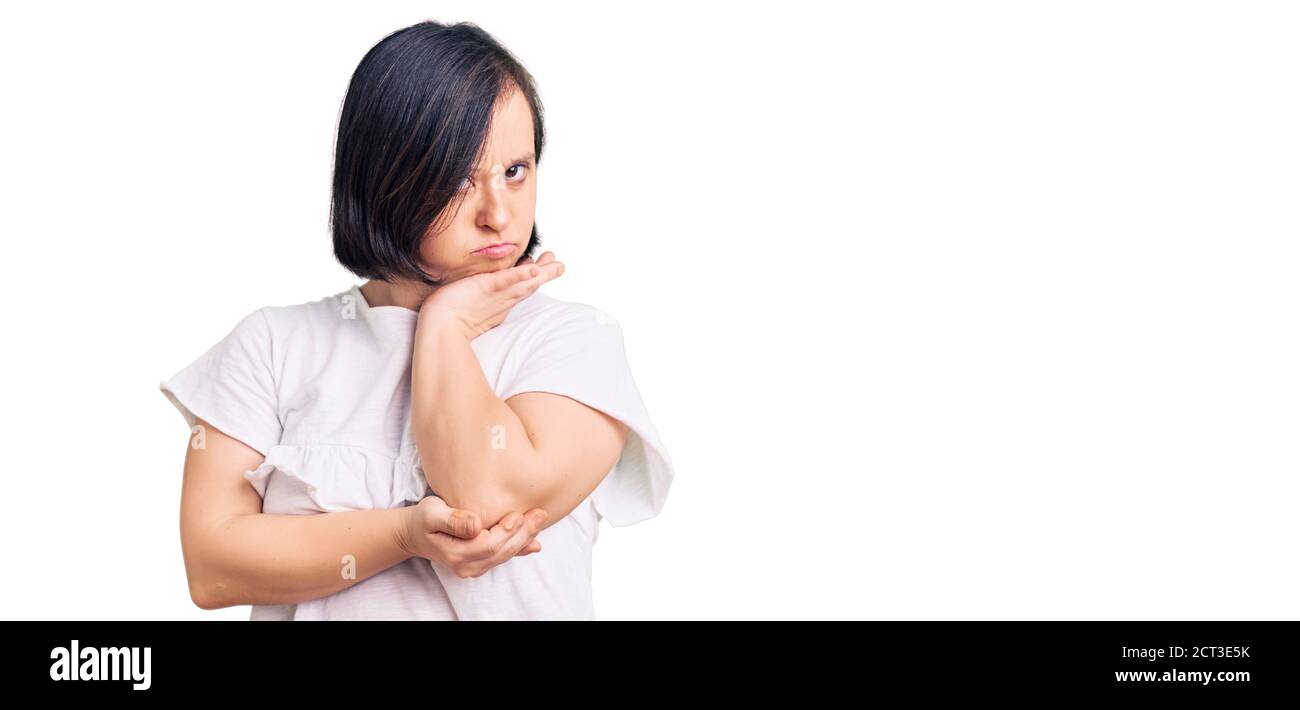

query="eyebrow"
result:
[471,152,535,176]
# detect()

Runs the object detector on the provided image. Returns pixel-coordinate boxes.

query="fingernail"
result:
[531,511,548,526]
[506,514,521,531]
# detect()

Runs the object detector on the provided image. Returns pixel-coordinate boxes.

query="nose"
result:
[475,165,511,233]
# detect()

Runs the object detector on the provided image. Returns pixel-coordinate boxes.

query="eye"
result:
[504,163,529,183]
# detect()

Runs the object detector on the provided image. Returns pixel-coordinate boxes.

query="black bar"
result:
[1,621,1291,697]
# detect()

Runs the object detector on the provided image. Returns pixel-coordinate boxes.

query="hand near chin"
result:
[419,251,564,339]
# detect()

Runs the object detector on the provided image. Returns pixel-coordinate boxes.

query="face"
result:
[418,87,538,283]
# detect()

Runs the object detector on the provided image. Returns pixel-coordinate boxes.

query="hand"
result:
[397,495,549,579]
[419,251,564,339]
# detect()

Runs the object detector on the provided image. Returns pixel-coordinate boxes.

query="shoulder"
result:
[252,287,356,336]
[501,291,629,364]
[207,287,357,363]
[509,291,622,332]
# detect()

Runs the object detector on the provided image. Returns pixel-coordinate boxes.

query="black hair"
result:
[330,21,544,284]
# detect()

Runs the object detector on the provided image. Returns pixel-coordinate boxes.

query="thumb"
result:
[424,496,482,539]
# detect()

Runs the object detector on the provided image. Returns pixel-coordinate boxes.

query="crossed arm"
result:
[410,314,629,533]
[178,418,551,610]
[178,419,414,609]
[177,324,624,609]
[178,256,627,610]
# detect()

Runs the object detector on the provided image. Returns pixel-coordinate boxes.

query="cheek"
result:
[418,222,468,270]
[516,185,538,223]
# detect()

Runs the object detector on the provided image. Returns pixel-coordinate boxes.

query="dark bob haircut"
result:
[331,21,544,284]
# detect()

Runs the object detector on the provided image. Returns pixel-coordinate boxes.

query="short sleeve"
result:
[159,308,282,456]
[501,306,675,528]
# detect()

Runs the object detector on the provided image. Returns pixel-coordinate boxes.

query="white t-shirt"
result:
[160,283,674,620]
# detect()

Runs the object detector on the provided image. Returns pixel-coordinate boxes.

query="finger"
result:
[524,509,549,536]
[460,512,526,562]
[486,510,543,563]
[445,508,483,539]
[424,497,482,539]
[487,515,542,564]
[498,509,548,552]
[521,258,560,281]
[508,261,564,299]
[533,261,565,289]
[502,510,547,558]
[494,264,538,291]
[514,540,542,557]
[534,258,563,279]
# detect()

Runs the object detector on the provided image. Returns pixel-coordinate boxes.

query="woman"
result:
[160,21,674,620]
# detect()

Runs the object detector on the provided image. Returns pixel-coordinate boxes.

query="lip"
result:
[472,242,517,258]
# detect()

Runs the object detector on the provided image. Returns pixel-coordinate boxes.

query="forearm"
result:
[189,507,413,609]
[410,319,538,525]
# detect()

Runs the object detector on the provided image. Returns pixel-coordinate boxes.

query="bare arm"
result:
[179,418,415,609]
[180,418,545,610]
[410,253,629,530]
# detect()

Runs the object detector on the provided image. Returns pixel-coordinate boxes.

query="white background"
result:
[1,1,1296,619]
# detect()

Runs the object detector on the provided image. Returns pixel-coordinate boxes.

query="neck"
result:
[360,278,434,312]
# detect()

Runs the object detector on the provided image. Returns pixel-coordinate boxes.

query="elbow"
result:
[436,482,537,531]
[422,454,546,529]
[183,543,220,610]
[183,554,237,610]
[441,489,520,531]
[188,577,223,611]
[182,519,255,610]
[189,574,247,611]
